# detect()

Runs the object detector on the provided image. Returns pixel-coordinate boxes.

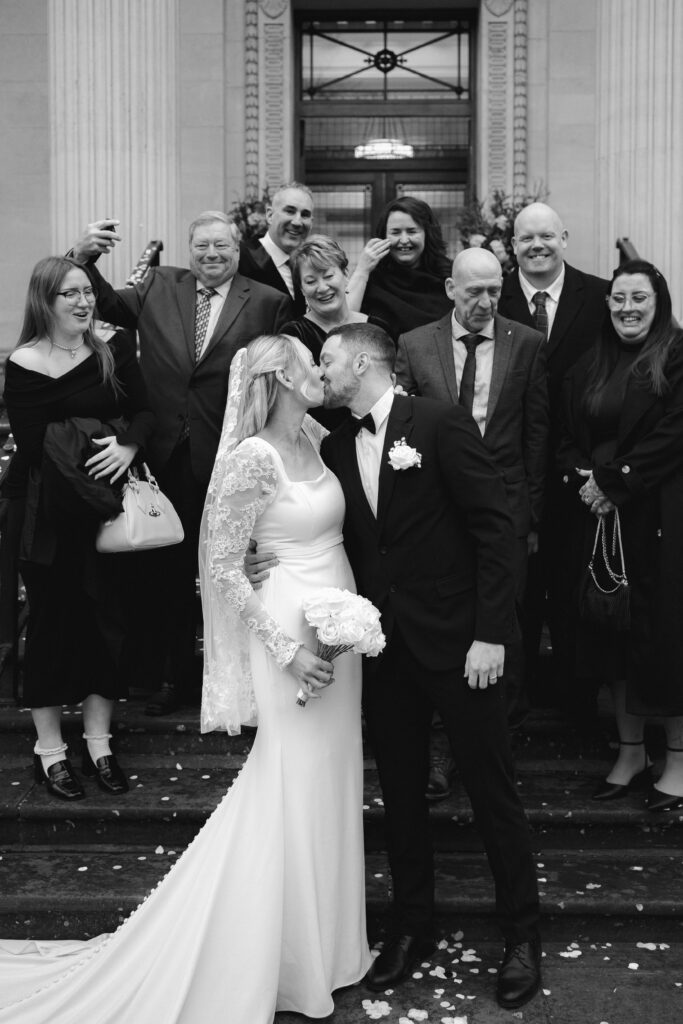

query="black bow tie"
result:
[352,413,376,436]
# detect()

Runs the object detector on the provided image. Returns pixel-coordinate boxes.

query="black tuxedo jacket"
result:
[498,263,608,446]
[238,239,306,317]
[395,313,548,536]
[321,395,517,671]
[88,264,293,487]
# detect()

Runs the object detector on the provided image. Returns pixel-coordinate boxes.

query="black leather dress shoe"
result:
[34,755,85,801]
[145,682,182,717]
[496,938,542,1010]
[364,934,434,992]
[646,787,683,812]
[82,750,129,795]
[592,766,651,801]
[426,757,455,802]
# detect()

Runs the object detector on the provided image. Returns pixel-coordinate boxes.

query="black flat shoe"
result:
[646,787,683,812]
[496,938,542,1010]
[82,749,129,795]
[34,755,85,801]
[145,682,182,717]
[592,766,651,801]
[364,934,434,992]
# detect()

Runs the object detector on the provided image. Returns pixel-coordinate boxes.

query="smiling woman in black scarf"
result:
[347,196,453,341]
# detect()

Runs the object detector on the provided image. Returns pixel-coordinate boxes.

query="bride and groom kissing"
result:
[0,322,540,1024]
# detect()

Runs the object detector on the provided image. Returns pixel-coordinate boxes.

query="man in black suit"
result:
[320,323,541,1010]
[497,203,608,716]
[237,182,313,316]
[72,213,293,713]
[396,247,548,739]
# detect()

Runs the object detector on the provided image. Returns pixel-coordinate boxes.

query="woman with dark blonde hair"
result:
[2,256,155,801]
[347,195,453,337]
[558,259,683,811]
[0,332,371,1022]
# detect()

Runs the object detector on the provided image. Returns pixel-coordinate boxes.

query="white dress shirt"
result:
[354,387,395,516]
[518,262,565,339]
[260,232,295,298]
[195,279,231,357]
[451,314,495,436]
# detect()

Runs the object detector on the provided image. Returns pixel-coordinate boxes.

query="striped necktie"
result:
[532,291,549,339]
[194,287,217,360]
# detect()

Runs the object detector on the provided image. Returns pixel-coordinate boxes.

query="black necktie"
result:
[458,334,484,415]
[532,291,549,338]
[352,413,376,436]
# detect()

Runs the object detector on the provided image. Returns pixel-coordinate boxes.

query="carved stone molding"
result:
[512,0,528,202]
[245,0,260,195]
[484,0,515,15]
[486,20,510,193]
[259,0,287,18]
[263,20,286,189]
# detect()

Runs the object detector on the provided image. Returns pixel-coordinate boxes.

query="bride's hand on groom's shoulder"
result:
[244,538,279,590]
[287,646,334,699]
[464,641,505,690]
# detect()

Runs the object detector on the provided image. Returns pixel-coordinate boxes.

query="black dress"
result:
[3,332,155,707]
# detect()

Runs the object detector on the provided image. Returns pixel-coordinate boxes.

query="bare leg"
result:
[31,706,67,771]
[82,693,114,762]
[654,717,683,797]
[604,680,649,785]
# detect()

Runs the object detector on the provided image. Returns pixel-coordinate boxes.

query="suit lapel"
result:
[199,274,250,363]
[547,266,582,358]
[502,273,534,328]
[487,316,515,423]
[177,273,198,363]
[434,316,459,403]
[376,397,413,529]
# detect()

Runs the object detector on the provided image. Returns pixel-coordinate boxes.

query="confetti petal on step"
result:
[361,999,391,1019]
[635,903,644,911]
[77,866,87,872]
[155,845,164,855]
[630,865,643,871]
[543,989,551,995]
[628,963,639,970]
[407,1011,428,1021]
[586,883,601,889]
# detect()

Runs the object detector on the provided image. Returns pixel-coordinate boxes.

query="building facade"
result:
[1,0,681,348]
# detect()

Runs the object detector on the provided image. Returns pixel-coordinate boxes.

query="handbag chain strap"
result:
[588,509,628,594]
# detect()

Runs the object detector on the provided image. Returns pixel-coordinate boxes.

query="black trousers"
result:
[363,628,540,942]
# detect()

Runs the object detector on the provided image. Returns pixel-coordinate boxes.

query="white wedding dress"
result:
[0,421,372,1023]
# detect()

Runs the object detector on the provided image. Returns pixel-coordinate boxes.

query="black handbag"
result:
[579,508,630,631]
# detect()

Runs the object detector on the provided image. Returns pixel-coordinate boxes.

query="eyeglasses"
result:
[56,287,96,304]
[607,292,655,310]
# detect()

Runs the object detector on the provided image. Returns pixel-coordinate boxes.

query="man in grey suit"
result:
[396,248,549,760]
[71,212,293,713]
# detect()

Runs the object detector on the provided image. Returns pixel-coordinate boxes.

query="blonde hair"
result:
[236,334,310,441]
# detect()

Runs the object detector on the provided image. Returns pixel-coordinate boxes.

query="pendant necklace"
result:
[52,339,85,360]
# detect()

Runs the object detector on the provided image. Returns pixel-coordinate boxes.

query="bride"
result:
[0,335,372,1023]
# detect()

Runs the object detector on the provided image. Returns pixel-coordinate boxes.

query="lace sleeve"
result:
[207,439,300,668]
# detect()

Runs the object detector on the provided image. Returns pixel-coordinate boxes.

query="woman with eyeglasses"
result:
[2,256,155,800]
[558,259,683,811]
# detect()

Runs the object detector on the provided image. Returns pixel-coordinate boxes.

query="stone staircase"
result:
[1,698,683,947]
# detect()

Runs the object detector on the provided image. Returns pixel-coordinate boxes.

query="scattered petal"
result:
[361,999,391,1019]
[407,1011,428,1021]
[628,963,639,970]
[154,846,164,855]
[586,883,602,890]
[77,866,87,872]
[543,988,551,996]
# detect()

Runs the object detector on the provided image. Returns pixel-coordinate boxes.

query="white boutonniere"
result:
[387,437,422,471]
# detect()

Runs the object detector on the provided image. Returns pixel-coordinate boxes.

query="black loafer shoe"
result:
[426,757,455,802]
[496,938,542,1010]
[34,755,85,801]
[145,682,182,717]
[82,750,129,795]
[364,934,434,992]
[646,787,683,812]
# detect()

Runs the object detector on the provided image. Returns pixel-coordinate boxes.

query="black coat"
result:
[557,334,683,712]
[321,394,517,671]
[238,240,306,316]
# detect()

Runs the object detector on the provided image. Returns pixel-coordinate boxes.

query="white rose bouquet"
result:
[297,587,386,706]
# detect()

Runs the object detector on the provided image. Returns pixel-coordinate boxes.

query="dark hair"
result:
[291,234,348,290]
[375,196,450,278]
[326,322,395,373]
[16,256,120,394]
[584,259,677,412]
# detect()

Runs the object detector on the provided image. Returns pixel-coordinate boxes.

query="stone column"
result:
[596,0,683,315]
[49,0,180,281]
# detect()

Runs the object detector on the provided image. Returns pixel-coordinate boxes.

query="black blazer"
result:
[395,312,548,536]
[498,263,608,446]
[321,395,517,671]
[238,239,306,316]
[88,264,293,487]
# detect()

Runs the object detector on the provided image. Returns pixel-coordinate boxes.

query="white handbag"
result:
[96,464,184,553]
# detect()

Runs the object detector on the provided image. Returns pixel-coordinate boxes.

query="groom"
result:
[318,323,541,1010]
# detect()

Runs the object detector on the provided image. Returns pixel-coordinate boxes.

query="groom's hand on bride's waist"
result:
[244,538,279,589]
[464,641,505,690]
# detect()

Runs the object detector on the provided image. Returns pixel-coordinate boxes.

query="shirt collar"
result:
[518,262,565,305]
[353,386,395,432]
[259,231,290,268]
[451,312,495,341]
[195,278,231,299]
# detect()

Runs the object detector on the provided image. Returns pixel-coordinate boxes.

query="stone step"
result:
[1,755,680,847]
[1,844,682,941]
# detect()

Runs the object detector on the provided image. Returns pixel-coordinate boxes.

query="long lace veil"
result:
[198,347,258,734]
